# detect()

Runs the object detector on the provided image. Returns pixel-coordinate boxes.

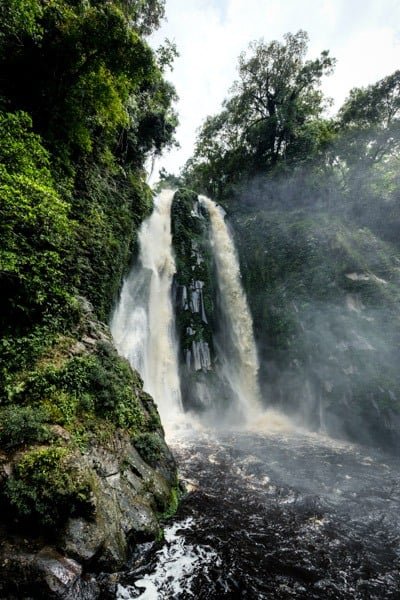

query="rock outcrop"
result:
[171,189,218,410]
[0,300,177,599]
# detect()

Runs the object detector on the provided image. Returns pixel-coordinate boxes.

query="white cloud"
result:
[150,0,400,177]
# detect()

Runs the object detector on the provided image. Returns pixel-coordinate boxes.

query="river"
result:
[116,420,400,599]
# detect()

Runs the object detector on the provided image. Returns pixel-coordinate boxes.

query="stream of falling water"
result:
[111,189,182,425]
[200,196,261,416]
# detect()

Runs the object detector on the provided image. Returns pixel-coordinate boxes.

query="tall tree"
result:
[185,31,335,195]
[338,70,400,165]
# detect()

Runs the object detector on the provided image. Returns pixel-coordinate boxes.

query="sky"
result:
[150,0,400,178]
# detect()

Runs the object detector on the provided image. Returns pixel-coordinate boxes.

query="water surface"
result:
[117,425,400,599]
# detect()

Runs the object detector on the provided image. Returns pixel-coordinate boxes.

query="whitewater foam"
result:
[111,189,182,426]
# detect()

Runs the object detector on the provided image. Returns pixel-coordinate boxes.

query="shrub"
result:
[0,405,51,450]
[5,446,92,526]
[88,343,145,429]
[133,432,163,466]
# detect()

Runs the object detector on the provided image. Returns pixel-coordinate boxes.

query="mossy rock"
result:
[5,446,93,527]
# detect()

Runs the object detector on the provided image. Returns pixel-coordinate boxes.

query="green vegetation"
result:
[134,432,164,466]
[5,446,92,527]
[183,31,335,197]
[171,189,222,410]
[0,0,178,528]
[160,486,181,520]
[0,405,52,450]
[171,189,216,353]
[0,112,72,334]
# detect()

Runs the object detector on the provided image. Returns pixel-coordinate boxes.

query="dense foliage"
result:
[183,31,400,213]
[183,31,335,197]
[0,0,177,364]
[0,0,177,525]
[0,112,72,334]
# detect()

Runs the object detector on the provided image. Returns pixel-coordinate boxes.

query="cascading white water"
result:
[200,196,261,416]
[111,189,182,424]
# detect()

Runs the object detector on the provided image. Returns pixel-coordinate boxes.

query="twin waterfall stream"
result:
[111,191,400,600]
[111,189,261,426]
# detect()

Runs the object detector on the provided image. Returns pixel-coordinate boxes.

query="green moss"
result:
[8,339,146,435]
[171,188,217,362]
[160,486,180,520]
[133,432,164,466]
[5,446,93,527]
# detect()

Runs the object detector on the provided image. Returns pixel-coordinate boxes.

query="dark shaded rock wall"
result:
[231,207,400,453]
[171,189,218,411]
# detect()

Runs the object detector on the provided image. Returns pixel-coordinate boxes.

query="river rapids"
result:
[115,423,400,599]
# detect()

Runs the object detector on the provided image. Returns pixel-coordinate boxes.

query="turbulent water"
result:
[116,426,400,599]
[200,196,261,416]
[111,190,400,599]
[111,189,182,423]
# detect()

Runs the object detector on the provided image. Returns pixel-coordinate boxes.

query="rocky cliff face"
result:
[171,189,218,411]
[231,207,400,452]
[0,300,177,599]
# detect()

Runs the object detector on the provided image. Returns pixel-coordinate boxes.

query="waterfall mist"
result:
[223,170,400,453]
[111,189,182,425]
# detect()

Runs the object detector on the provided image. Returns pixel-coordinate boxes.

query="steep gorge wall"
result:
[231,206,400,452]
[0,295,178,600]
[0,0,180,593]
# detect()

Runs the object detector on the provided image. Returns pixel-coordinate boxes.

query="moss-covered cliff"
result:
[171,189,218,411]
[231,205,400,452]
[0,301,177,598]
[0,1,179,596]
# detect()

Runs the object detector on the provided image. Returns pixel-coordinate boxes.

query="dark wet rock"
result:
[34,548,98,599]
[0,427,176,597]
[0,543,99,599]
[60,434,173,571]
[171,189,237,413]
[231,209,400,454]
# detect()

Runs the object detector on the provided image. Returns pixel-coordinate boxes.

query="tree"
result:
[338,70,400,166]
[0,0,176,167]
[184,31,335,195]
[0,0,178,327]
[116,0,166,35]
[231,31,334,164]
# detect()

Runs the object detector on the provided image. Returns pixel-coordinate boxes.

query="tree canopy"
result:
[182,30,400,230]
[338,70,400,166]
[184,31,335,195]
[0,0,176,168]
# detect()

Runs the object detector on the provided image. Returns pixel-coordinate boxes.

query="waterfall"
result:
[200,196,261,416]
[111,189,261,429]
[111,189,182,423]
